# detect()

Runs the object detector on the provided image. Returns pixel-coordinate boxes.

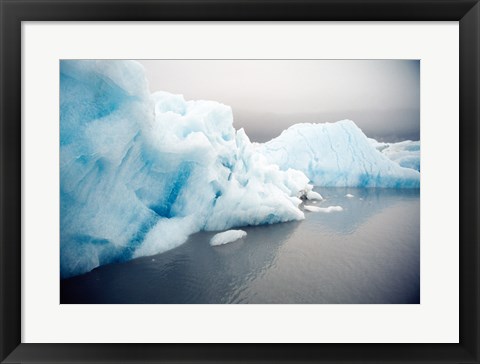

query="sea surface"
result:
[61,187,420,304]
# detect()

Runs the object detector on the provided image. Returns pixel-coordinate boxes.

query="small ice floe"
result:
[210,229,247,246]
[304,205,343,213]
[298,188,323,201]
[307,190,323,201]
[345,194,354,198]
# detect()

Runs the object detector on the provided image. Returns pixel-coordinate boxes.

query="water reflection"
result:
[305,187,419,235]
[61,219,300,303]
[61,187,420,304]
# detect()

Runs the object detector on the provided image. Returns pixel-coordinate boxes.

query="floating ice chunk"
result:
[307,190,323,200]
[345,194,354,198]
[297,186,323,201]
[210,230,247,246]
[304,205,343,213]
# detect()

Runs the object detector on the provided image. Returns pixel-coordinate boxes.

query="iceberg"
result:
[60,60,312,278]
[369,139,420,172]
[60,60,420,278]
[210,230,247,246]
[259,121,420,188]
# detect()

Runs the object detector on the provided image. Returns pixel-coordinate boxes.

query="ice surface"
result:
[369,139,420,172]
[260,121,420,188]
[304,205,343,213]
[60,60,312,278]
[210,230,247,246]
[60,60,420,278]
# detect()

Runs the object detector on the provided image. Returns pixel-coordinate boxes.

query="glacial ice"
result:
[369,139,420,172]
[60,60,312,278]
[210,230,247,246]
[60,60,420,278]
[259,121,420,188]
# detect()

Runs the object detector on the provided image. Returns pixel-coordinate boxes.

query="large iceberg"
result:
[60,60,420,278]
[60,60,311,278]
[258,121,420,188]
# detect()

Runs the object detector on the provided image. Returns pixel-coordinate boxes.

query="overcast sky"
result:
[139,60,420,143]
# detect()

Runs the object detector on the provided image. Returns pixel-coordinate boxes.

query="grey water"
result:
[61,187,420,304]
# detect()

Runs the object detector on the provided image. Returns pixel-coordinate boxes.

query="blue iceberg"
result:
[259,121,420,188]
[60,60,420,278]
[60,60,311,278]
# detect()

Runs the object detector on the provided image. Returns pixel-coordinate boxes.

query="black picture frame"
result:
[1,0,479,363]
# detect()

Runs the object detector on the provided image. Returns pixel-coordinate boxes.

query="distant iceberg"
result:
[369,138,420,172]
[60,60,420,278]
[259,121,420,188]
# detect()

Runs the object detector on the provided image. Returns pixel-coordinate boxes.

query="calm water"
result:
[61,187,420,304]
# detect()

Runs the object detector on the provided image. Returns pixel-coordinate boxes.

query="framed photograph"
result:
[1,0,479,363]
